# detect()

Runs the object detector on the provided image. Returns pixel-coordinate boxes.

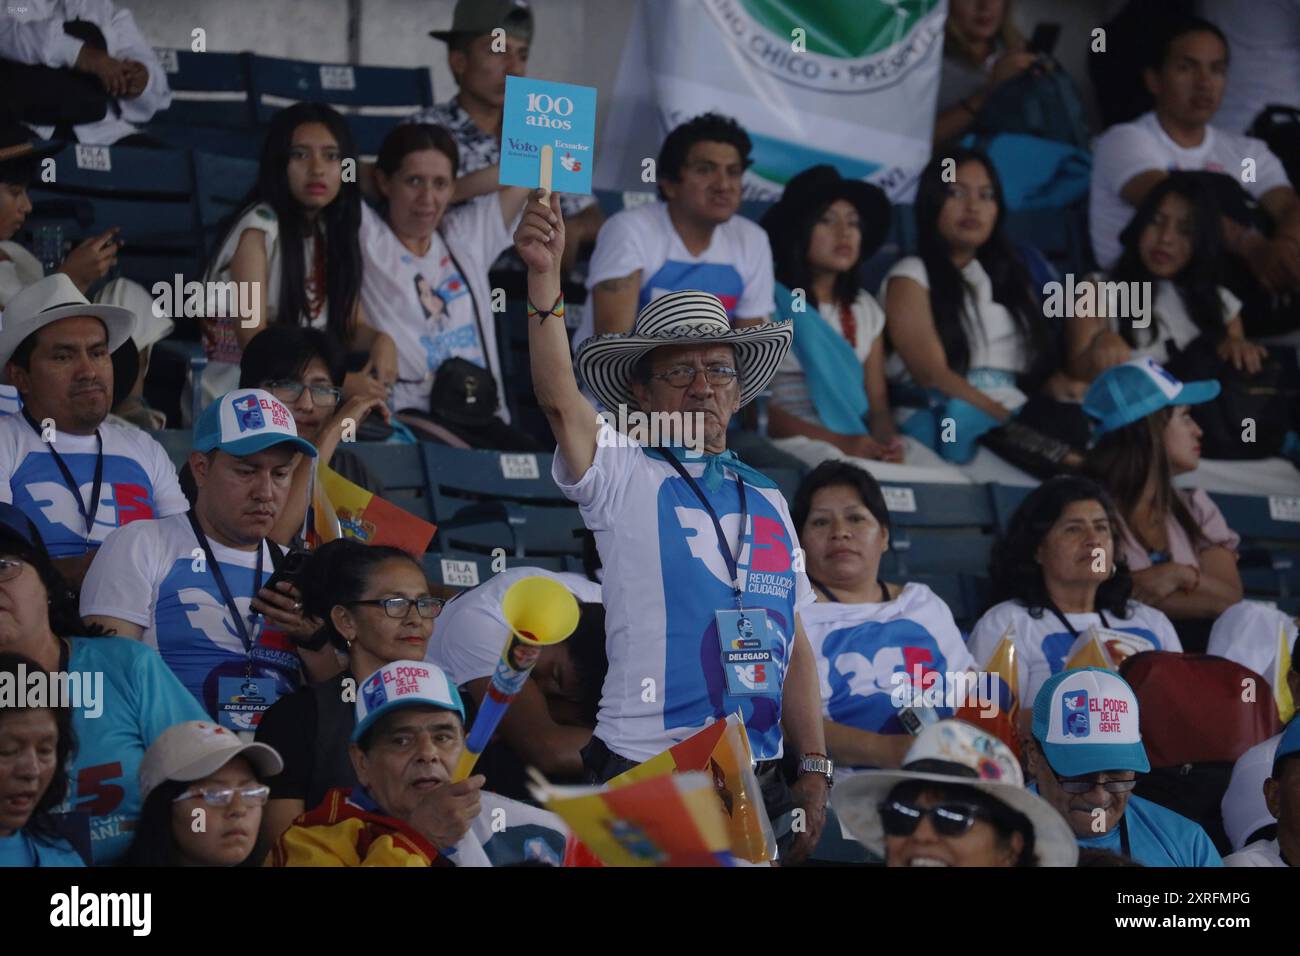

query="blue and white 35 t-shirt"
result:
[79,513,301,721]
[554,418,812,763]
[57,636,207,864]
[802,583,975,758]
[0,416,188,557]
[969,599,1181,706]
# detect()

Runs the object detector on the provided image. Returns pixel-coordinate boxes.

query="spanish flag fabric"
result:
[310,462,435,557]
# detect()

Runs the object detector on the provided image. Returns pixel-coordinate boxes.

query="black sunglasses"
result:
[879,799,992,838]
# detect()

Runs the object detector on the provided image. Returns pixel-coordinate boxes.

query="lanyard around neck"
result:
[23,409,103,538]
[188,512,264,656]
[808,574,890,605]
[660,447,747,608]
[1045,602,1109,639]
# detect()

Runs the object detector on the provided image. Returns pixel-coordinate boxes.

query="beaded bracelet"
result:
[527,293,565,325]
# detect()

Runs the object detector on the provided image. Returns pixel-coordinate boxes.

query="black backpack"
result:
[1165,337,1295,460]
[1248,105,1300,194]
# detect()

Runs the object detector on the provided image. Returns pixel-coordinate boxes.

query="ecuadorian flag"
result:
[311,463,436,557]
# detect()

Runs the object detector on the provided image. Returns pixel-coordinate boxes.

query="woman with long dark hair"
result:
[1068,173,1268,381]
[0,652,83,866]
[1081,361,1244,636]
[253,538,443,852]
[761,165,943,473]
[0,503,205,864]
[360,122,534,448]
[201,102,397,411]
[882,149,1070,464]
[969,475,1180,710]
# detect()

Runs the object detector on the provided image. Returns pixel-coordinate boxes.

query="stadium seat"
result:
[423,549,568,590]
[148,429,193,471]
[876,481,996,579]
[909,572,990,632]
[248,54,433,156]
[346,442,435,522]
[988,482,1033,534]
[145,49,260,158]
[1209,491,1300,597]
[192,151,259,256]
[25,143,203,289]
[763,466,803,507]
[422,445,585,558]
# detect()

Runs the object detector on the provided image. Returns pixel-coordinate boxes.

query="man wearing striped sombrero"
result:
[514,191,831,864]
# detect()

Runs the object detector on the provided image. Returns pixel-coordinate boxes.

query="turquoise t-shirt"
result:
[55,637,207,864]
[0,830,85,867]
[1079,794,1223,867]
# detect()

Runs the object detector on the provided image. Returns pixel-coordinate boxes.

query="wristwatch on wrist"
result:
[798,753,834,788]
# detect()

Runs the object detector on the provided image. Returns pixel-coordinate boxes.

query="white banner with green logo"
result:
[596,0,947,202]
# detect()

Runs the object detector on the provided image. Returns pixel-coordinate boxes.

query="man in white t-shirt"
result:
[0,274,187,587]
[80,389,333,728]
[427,566,604,781]
[1089,16,1300,297]
[0,0,172,146]
[587,112,775,336]
[411,0,604,274]
[1225,718,1300,867]
[515,192,831,864]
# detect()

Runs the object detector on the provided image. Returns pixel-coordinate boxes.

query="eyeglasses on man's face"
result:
[264,379,343,407]
[649,364,738,388]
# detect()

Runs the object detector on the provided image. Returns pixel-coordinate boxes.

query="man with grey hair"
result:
[512,190,831,865]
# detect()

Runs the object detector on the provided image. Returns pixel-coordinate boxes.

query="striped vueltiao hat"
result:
[575,290,792,412]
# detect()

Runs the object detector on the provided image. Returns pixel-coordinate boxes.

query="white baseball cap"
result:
[192,387,317,458]
[352,661,466,743]
[139,720,283,802]
[1032,667,1150,777]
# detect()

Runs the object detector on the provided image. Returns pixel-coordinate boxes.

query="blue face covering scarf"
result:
[646,447,777,492]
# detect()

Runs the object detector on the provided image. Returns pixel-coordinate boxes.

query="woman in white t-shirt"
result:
[882,149,1072,464]
[202,103,397,411]
[791,460,975,773]
[1068,173,1269,382]
[761,165,935,472]
[361,123,535,449]
[968,476,1181,712]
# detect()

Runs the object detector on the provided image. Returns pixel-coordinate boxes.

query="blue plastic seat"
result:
[423,549,569,590]
[26,143,203,288]
[422,446,585,558]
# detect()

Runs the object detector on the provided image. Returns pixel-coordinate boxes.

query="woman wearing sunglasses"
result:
[122,721,283,866]
[833,719,1078,867]
[254,539,443,853]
